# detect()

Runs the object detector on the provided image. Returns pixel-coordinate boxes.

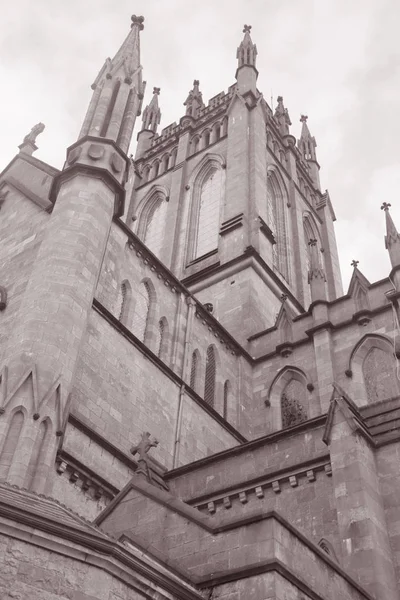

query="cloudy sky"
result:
[0,0,399,289]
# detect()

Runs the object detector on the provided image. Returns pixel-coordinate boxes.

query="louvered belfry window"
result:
[190,351,198,390]
[132,282,150,342]
[204,346,216,407]
[195,169,223,259]
[144,199,168,259]
[118,282,127,320]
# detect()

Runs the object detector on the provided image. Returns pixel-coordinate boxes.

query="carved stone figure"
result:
[23,122,45,145]
[130,431,159,482]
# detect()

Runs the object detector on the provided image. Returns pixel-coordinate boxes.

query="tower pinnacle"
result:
[298,115,320,189]
[381,203,400,267]
[184,80,204,119]
[236,24,257,70]
[142,87,161,133]
[235,24,258,94]
[78,14,146,154]
[274,96,291,136]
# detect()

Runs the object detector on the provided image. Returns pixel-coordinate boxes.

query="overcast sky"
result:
[0,0,399,289]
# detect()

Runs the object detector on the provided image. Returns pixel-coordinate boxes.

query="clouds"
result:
[0,0,399,289]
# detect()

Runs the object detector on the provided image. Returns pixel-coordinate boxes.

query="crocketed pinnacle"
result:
[236,24,257,70]
[142,87,161,133]
[382,203,400,267]
[184,80,204,119]
[298,115,317,162]
[106,14,144,84]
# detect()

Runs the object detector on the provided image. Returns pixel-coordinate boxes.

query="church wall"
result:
[66,308,239,480]
[0,524,175,600]
[0,188,47,365]
[376,443,400,590]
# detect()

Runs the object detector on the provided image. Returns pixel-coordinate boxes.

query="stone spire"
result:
[142,87,161,133]
[298,115,320,189]
[78,14,146,154]
[184,80,204,120]
[235,25,258,94]
[382,203,400,267]
[308,239,327,303]
[274,96,291,136]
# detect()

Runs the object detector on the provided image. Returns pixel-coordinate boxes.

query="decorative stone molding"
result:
[190,459,332,515]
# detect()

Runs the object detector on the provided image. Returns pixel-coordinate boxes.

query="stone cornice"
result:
[49,164,126,217]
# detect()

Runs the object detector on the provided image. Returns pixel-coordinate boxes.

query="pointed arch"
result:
[267,166,290,282]
[303,212,323,273]
[201,129,211,149]
[190,349,201,392]
[266,367,312,431]
[26,418,52,491]
[0,408,25,480]
[136,185,169,259]
[204,345,217,407]
[187,154,225,262]
[318,538,338,563]
[132,279,156,344]
[157,316,170,361]
[116,279,132,325]
[347,334,399,405]
[160,153,169,174]
[190,136,200,155]
[150,159,160,180]
[141,164,151,184]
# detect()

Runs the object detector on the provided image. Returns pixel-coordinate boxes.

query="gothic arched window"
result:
[137,189,169,260]
[281,378,308,428]
[194,167,223,259]
[267,170,290,281]
[117,279,132,325]
[144,199,168,259]
[157,317,169,360]
[190,350,200,392]
[363,347,399,403]
[204,346,216,407]
[132,281,151,342]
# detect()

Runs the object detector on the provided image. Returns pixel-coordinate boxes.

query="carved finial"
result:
[381,202,391,212]
[243,24,252,33]
[351,259,359,268]
[281,294,288,303]
[131,15,144,30]
[153,87,160,95]
[308,238,317,247]
[130,431,159,483]
[300,115,308,123]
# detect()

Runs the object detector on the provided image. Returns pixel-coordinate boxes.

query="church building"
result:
[0,13,399,600]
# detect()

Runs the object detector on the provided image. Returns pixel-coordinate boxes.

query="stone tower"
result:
[0,15,399,600]
[127,25,343,345]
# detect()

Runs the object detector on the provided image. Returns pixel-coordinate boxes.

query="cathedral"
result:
[0,12,399,600]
